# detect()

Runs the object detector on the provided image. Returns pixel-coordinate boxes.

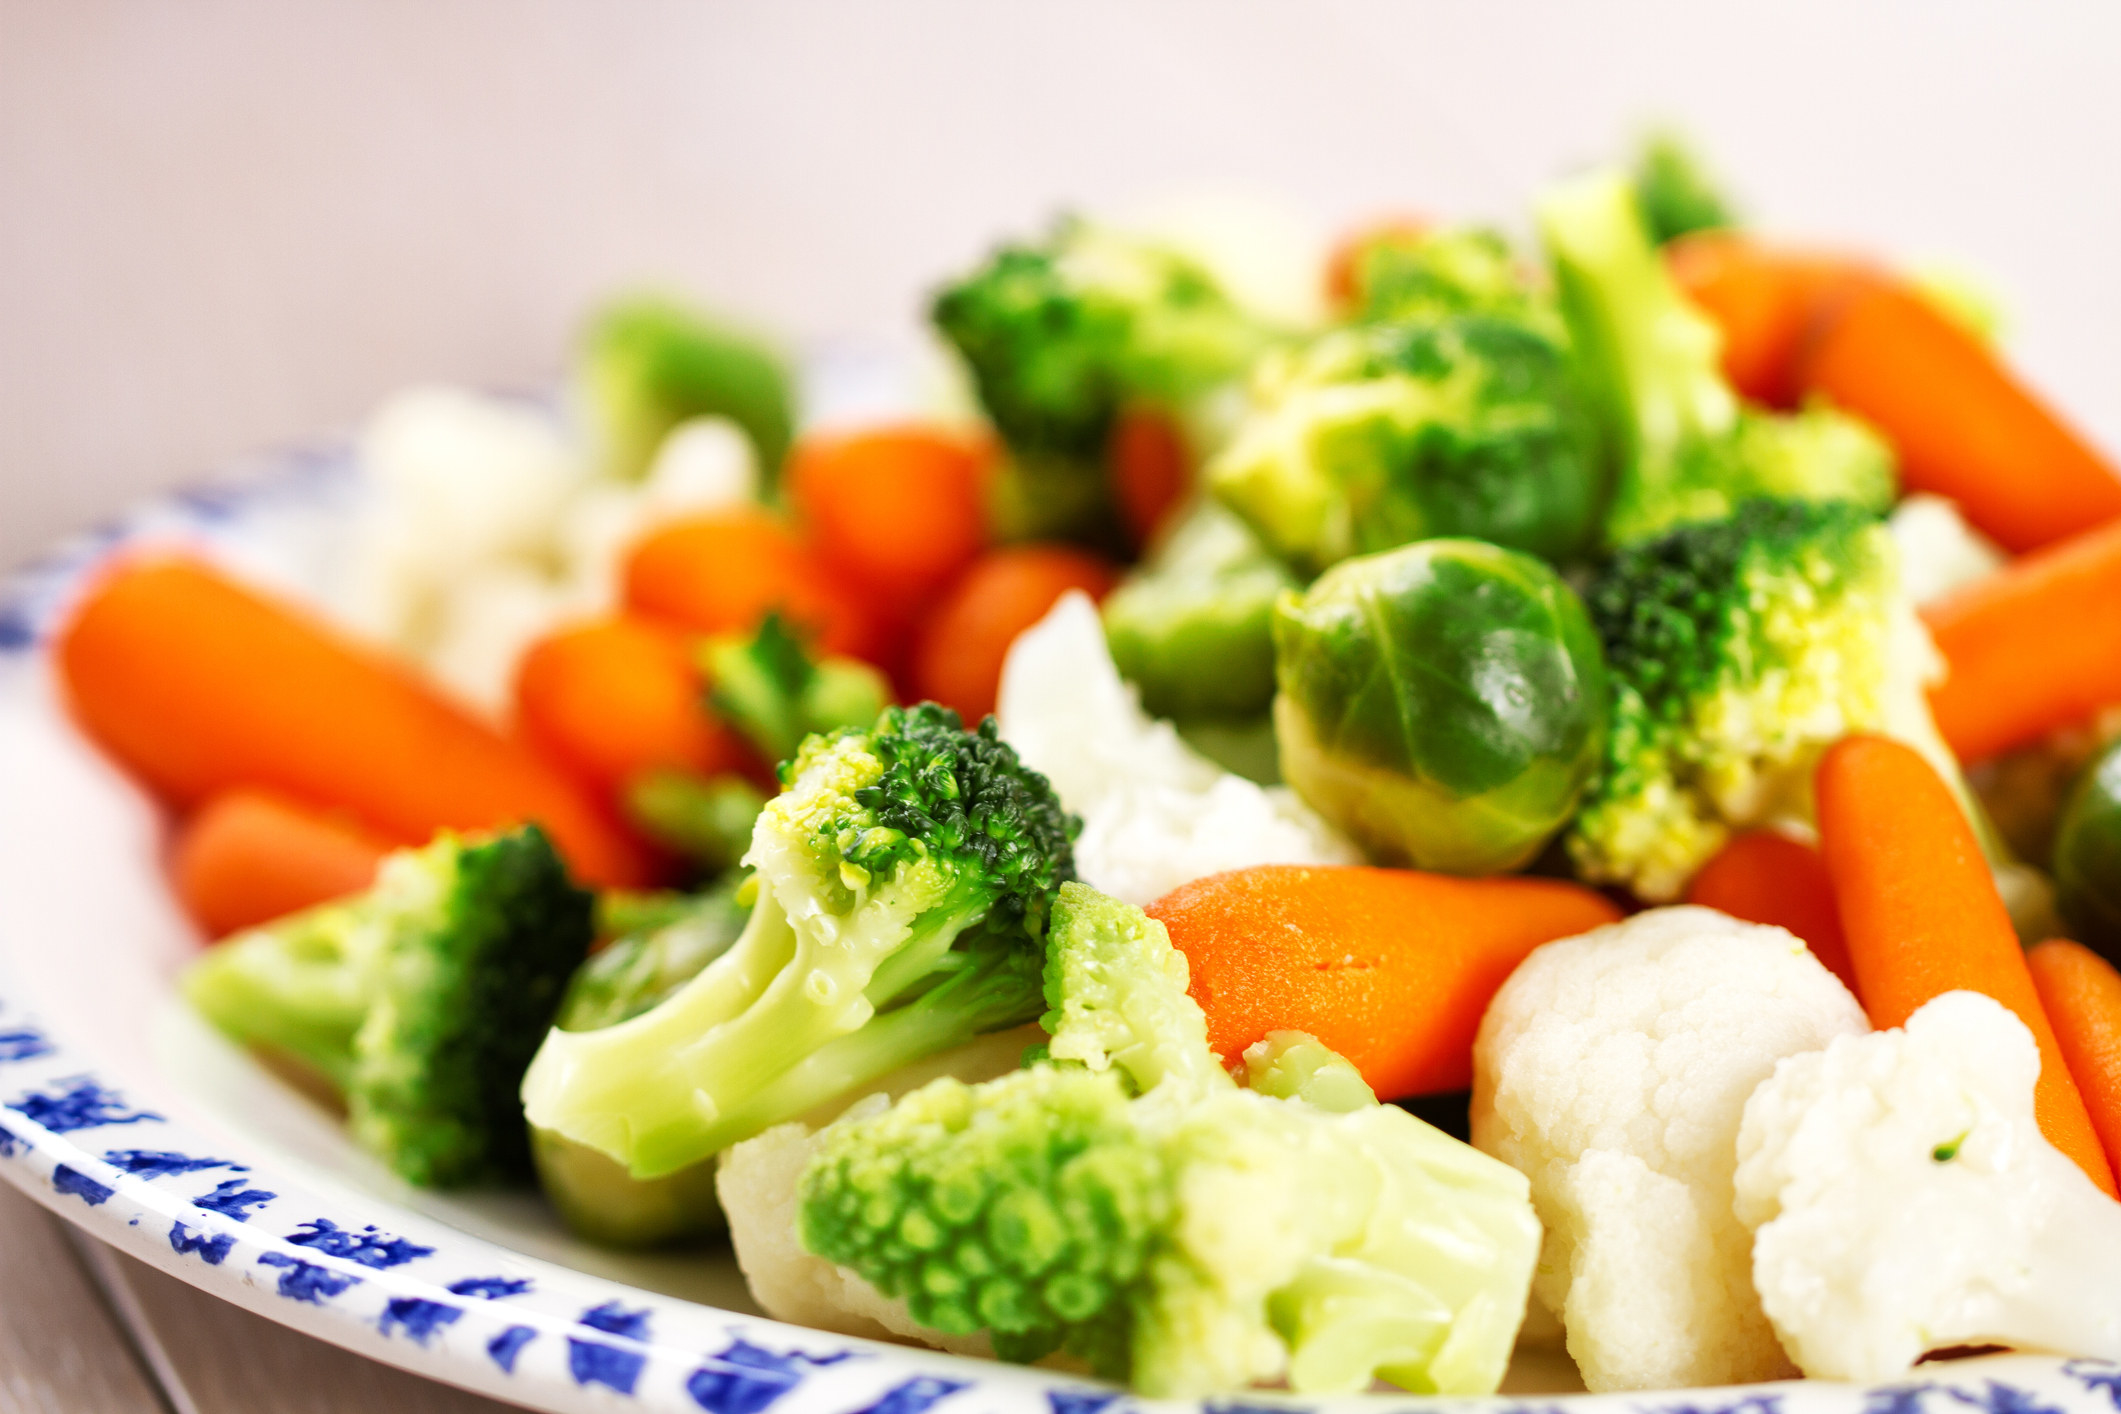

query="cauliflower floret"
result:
[996,593,1357,905]
[1734,989,2121,1381]
[1471,905,1867,1391]
[1888,493,2005,607]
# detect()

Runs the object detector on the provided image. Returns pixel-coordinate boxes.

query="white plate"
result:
[0,438,2114,1414]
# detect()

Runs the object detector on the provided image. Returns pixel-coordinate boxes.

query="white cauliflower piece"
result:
[1888,493,2005,607]
[1734,989,2121,1381]
[1471,906,1867,1391]
[996,593,1357,905]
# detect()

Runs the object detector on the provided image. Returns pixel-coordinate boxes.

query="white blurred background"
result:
[3,0,2117,569]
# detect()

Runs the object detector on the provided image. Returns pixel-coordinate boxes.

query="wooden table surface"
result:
[0,1178,520,1414]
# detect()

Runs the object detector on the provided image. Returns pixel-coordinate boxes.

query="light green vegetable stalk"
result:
[1273,539,1608,874]
[1537,169,1894,546]
[797,882,1541,1398]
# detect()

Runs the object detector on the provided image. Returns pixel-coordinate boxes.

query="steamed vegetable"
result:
[794,882,1542,1397]
[784,425,993,613]
[1101,499,1296,722]
[1631,130,1737,246]
[1814,734,2116,1194]
[702,613,891,766]
[1538,169,1894,547]
[933,218,1274,543]
[521,703,1077,1178]
[911,545,1118,724]
[623,508,879,663]
[997,594,1355,907]
[172,789,389,939]
[532,879,752,1246]
[579,294,796,482]
[1472,906,1866,1392]
[59,558,654,888]
[1734,991,2121,1380]
[2029,939,2121,1179]
[1150,863,1621,1098]
[1211,227,1603,570]
[1273,539,1608,873]
[1798,275,2121,553]
[1566,498,1952,902]
[184,825,592,1186]
[2055,738,2121,958]
[1683,830,1854,990]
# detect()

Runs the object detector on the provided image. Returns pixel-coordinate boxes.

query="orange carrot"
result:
[58,557,653,888]
[1685,829,1856,991]
[1108,407,1191,550]
[1923,516,2121,761]
[1666,232,1869,408]
[1799,278,2121,553]
[911,544,1118,724]
[1147,864,1622,1099]
[1815,734,2116,1195]
[2028,938,2121,1181]
[785,425,994,611]
[623,508,879,663]
[172,788,390,939]
[514,616,757,797]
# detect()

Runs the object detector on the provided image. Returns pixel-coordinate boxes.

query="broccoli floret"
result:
[704,612,892,766]
[183,825,592,1186]
[1208,229,1605,571]
[796,882,1541,1397]
[533,879,754,1246]
[522,704,1077,1178]
[1632,130,1739,246]
[1568,498,1957,901]
[933,218,1274,542]
[1537,169,1895,546]
[579,294,795,484]
[622,771,768,878]
[1101,500,1296,722]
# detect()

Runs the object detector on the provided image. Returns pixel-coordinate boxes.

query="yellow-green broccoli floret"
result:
[1569,498,1952,900]
[1538,169,1894,547]
[183,825,593,1187]
[797,882,1541,1398]
[578,294,795,483]
[522,704,1078,1179]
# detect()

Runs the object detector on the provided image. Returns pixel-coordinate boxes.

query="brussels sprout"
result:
[2055,740,2121,959]
[1272,539,1607,873]
[1103,500,1299,722]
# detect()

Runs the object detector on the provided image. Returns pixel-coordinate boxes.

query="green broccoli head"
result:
[579,294,795,482]
[1207,306,1604,571]
[797,883,1541,1398]
[1537,168,1897,547]
[703,612,892,768]
[1342,225,1543,325]
[1632,129,1739,246]
[1568,498,1945,901]
[184,825,593,1187]
[521,704,1078,1178]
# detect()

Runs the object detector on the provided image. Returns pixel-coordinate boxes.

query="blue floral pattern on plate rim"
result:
[0,439,2113,1412]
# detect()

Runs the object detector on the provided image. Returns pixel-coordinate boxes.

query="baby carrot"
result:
[1108,408,1191,550]
[1684,829,1856,991]
[172,788,390,939]
[911,545,1118,724]
[623,508,879,663]
[1923,516,2121,762]
[1815,733,2116,1195]
[1147,864,1622,1099]
[785,425,994,611]
[514,616,758,797]
[1665,232,1869,408]
[1798,278,2121,553]
[2028,939,2121,1182]
[58,557,653,888]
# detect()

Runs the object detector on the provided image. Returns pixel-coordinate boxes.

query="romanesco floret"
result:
[1210,229,1604,571]
[184,825,593,1187]
[1568,497,1950,901]
[521,704,1077,1178]
[794,881,1541,1398]
[1537,168,1894,547]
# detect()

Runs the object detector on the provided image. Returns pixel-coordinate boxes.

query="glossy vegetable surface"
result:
[2055,739,2121,959]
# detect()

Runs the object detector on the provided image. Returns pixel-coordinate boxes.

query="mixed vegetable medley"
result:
[50,133,2121,1397]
